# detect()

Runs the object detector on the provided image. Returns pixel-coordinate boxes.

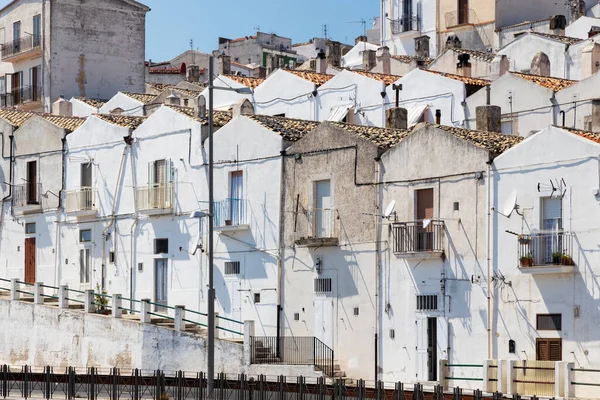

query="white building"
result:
[380,0,437,56]
[99,92,157,116]
[199,74,263,111]
[341,42,380,69]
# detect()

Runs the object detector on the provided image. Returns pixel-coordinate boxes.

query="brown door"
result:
[24,238,35,284]
[27,160,37,204]
[416,189,434,250]
[11,71,21,104]
[458,0,469,24]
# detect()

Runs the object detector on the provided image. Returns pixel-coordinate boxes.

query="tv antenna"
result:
[190,39,195,64]
[323,24,328,39]
[348,19,367,38]
[253,25,261,33]
[537,178,567,199]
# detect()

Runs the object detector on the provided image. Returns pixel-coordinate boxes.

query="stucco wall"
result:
[254,70,316,120]
[428,50,493,79]
[382,0,437,56]
[497,35,568,78]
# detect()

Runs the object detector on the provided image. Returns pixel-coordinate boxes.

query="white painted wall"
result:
[497,34,568,78]
[69,98,99,117]
[566,16,600,39]
[381,0,437,56]
[254,69,317,120]
[555,71,600,130]
[99,92,145,116]
[341,42,379,69]
[199,75,254,110]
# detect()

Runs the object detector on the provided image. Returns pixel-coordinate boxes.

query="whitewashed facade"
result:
[381,0,437,56]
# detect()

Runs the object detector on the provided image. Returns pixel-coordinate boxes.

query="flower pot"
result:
[520,258,533,267]
[552,256,561,265]
[562,256,574,266]
[225,220,232,226]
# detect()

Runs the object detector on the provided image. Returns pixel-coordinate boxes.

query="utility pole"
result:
[207,55,215,399]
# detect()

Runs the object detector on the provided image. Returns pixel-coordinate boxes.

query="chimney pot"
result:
[316,50,327,74]
[385,107,408,130]
[376,46,391,75]
[476,105,501,132]
[232,98,254,118]
[435,109,441,125]
[52,97,72,116]
[218,55,231,75]
[362,49,376,71]
[355,35,368,45]
[196,95,207,119]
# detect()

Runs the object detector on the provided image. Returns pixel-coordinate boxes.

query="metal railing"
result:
[391,14,421,34]
[392,220,444,254]
[12,183,42,208]
[307,208,336,239]
[214,198,248,227]
[445,8,477,28]
[65,188,97,213]
[135,184,172,211]
[0,85,42,107]
[518,232,575,267]
[1,34,41,60]
[250,336,334,377]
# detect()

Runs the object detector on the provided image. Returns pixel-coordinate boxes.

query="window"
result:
[154,238,168,254]
[416,294,438,311]
[25,223,35,234]
[541,197,563,264]
[149,159,169,186]
[225,261,240,275]
[416,188,434,250]
[354,307,359,316]
[32,15,41,46]
[29,66,40,101]
[0,77,4,95]
[254,293,261,303]
[137,262,143,272]
[79,229,91,243]
[13,21,20,45]
[26,160,37,204]
[79,248,90,284]
[314,277,332,293]
[314,180,332,238]
[229,171,244,225]
[537,314,562,330]
[109,251,115,264]
[536,338,562,361]
[458,0,469,24]
[294,313,300,321]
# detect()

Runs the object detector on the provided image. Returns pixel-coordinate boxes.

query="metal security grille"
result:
[537,314,562,330]
[314,277,332,293]
[416,295,438,311]
[225,261,241,275]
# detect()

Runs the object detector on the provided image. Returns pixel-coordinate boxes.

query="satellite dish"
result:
[384,200,396,218]
[502,190,517,217]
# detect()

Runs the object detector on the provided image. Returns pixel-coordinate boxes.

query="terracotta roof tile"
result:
[0,109,34,126]
[0,109,85,132]
[43,115,86,132]
[532,32,584,45]
[164,104,232,127]
[149,68,183,74]
[427,70,490,86]
[562,127,600,144]
[496,17,552,31]
[433,124,523,154]
[352,70,402,85]
[122,92,157,104]
[147,82,175,91]
[449,48,497,62]
[230,35,257,43]
[173,88,204,97]
[246,114,319,141]
[510,72,577,91]
[328,121,410,149]
[224,74,264,89]
[74,97,106,108]
[94,114,147,129]
[286,70,333,86]
[392,55,433,66]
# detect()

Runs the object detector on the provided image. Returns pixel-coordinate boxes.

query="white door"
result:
[541,198,562,263]
[437,317,448,375]
[416,314,429,381]
[154,259,168,310]
[225,279,242,321]
[230,171,243,225]
[313,297,334,349]
[315,180,331,238]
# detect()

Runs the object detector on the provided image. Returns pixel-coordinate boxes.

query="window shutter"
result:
[549,339,562,361]
[166,158,172,184]
[148,161,155,186]
[536,338,549,361]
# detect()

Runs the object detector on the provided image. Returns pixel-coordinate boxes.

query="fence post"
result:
[90,366,96,400]
[243,320,255,366]
[59,286,69,309]
[112,368,118,400]
[1,364,6,399]
[140,299,151,323]
[174,305,185,332]
[10,278,19,300]
[84,289,96,313]
[483,359,491,392]
[112,294,122,319]
[563,362,574,398]
[438,358,448,389]
[45,365,51,400]
[394,381,403,400]
[67,367,74,400]
[214,312,220,339]
[23,365,29,399]
[34,282,43,304]
[506,360,516,395]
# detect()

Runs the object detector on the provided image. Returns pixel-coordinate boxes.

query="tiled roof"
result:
[563,127,600,144]
[286,70,333,86]
[496,17,551,31]
[164,104,232,127]
[0,109,34,126]
[532,32,584,45]
[43,115,86,132]
[328,122,409,149]
[122,92,157,104]
[74,97,106,108]
[0,109,85,132]
[510,72,577,91]
[433,124,523,154]
[392,55,433,66]
[352,70,401,85]
[147,82,175,91]
[449,48,496,62]
[246,114,319,141]
[174,88,203,97]
[427,70,490,86]
[148,68,183,74]
[94,114,147,129]
[224,74,264,89]
[230,35,257,43]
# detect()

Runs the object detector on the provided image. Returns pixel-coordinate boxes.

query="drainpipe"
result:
[277,149,286,356]
[374,156,382,381]
[54,137,67,287]
[128,135,138,310]
[486,161,492,359]
[0,134,14,228]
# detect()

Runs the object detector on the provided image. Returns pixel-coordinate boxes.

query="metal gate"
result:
[513,360,555,396]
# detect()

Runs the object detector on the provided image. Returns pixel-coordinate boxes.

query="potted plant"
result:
[95,284,110,315]
[562,254,575,266]
[225,219,232,226]
[520,254,534,267]
[552,252,563,265]
[518,235,531,245]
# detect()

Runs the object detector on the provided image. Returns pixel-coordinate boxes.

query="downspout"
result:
[277,149,286,356]
[55,137,67,287]
[0,134,14,227]
[127,135,138,310]
[486,161,492,360]
[41,0,46,111]
[374,156,382,381]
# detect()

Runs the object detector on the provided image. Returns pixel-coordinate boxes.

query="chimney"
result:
[456,53,472,77]
[355,35,368,45]
[232,98,254,118]
[326,40,342,67]
[266,54,275,75]
[476,105,501,132]
[549,15,567,36]
[589,26,600,38]
[591,99,600,132]
[445,35,462,50]
[187,65,201,82]
[414,35,430,58]
[581,42,600,78]
[362,49,376,71]
[166,91,181,106]
[385,107,408,130]
[530,51,551,76]
[218,55,231,75]
[254,66,266,78]
[196,95,207,119]
[435,109,441,125]
[316,50,327,74]
[569,0,586,23]
[490,55,509,80]
[376,46,391,74]
[52,96,72,117]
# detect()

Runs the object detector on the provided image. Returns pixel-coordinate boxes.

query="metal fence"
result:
[136,184,172,211]
[0,85,42,107]
[391,14,421,34]
[13,183,42,208]
[518,232,575,267]
[1,34,41,60]
[391,220,444,254]
[65,188,97,213]
[307,208,336,239]
[214,198,248,227]
[513,360,555,396]
[250,337,334,377]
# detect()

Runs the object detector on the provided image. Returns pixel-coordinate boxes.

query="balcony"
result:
[518,232,575,274]
[295,208,338,247]
[391,14,421,34]
[444,9,477,29]
[136,184,173,215]
[65,188,97,218]
[0,86,42,109]
[392,220,445,258]
[214,198,249,232]
[12,183,42,214]
[1,34,42,62]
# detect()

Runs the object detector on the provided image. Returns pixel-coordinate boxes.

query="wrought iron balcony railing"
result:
[214,198,248,228]
[1,34,41,61]
[518,232,575,267]
[13,183,42,209]
[391,14,421,34]
[0,86,42,107]
[65,188,97,213]
[392,220,445,254]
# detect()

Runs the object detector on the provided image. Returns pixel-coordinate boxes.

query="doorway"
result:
[416,315,440,381]
[415,188,434,250]
[154,259,168,311]
[314,180,332,238]
[24,237,35,284]
[313,297,334,349]
[229,171,243,225]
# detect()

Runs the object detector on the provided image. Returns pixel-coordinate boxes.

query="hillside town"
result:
[1,0,600,399]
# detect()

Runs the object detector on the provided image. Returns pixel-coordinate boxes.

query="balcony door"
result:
[458,0,469,24]
[13,21,20,52]
[314,180,331,238]
[11,71,22,105]
[24,237,35,284]
[416,188,434,250]
[26,160,37,204]
[230,171,243,225]
[154,258,168,311]
[148,159,169,209]
[80,162,92,210]
[402,0,413,31]
[541,198,562,264]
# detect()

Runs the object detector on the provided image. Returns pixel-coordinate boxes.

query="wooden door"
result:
[24,238,35,284]
[458,0,469,24]
[27,160,37,204]
[416,188,434,250]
